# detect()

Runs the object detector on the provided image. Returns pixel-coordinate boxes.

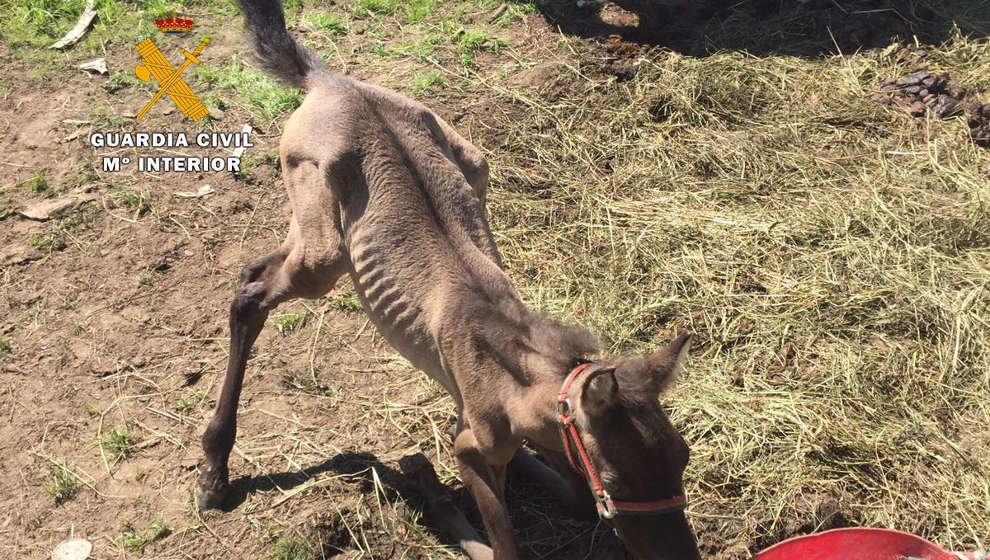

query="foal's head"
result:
[567,333,700,560]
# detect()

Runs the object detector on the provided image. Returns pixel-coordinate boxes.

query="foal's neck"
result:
[460,299,598,449]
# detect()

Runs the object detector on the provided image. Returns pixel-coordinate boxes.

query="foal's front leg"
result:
[454,429,518,560]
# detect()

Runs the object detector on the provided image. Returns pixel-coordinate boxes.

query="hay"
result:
[478,32,990,556]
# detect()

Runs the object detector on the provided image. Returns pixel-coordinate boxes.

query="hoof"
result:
[196,484,228,510]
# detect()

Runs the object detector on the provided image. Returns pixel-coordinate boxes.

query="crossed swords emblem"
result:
[134,37,210,121]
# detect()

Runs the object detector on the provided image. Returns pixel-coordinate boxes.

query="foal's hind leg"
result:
[197,240,346,508]
[198,160,348,508]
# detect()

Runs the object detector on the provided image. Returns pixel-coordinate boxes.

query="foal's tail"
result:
[234,0,324,88]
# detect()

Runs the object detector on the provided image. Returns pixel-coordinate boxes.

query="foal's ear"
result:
[581,367,618,416]
[645,332,693,395]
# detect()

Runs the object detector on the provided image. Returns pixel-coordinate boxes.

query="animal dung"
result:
[873,68,990,147]
[872,70,964,119]
[968,103,990,147]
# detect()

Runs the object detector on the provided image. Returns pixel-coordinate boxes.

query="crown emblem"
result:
[155,11,194,34]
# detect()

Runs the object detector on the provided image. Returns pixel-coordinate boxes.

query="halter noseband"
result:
[557,361,688,520]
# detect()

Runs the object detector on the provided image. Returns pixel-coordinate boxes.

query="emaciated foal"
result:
[197,1,701,558]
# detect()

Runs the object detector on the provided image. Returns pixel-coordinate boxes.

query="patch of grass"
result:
[491,2,537,27]
[193,57,301,122]
[121,520,170,550]
[308,12,346,35]
[412,71,444,92]
[174,391,205,414]
[22,171,52,197]
[405,0,436,23]
[2,0,165,66]
[102,70,142,94]
[273,536,315,560]
[1,0,89,47]
[274,311,309,335]
[0,337,10,353]
[456,29,505,70]
[100,426,134,461]
[353,0,400,18]
[26,233,55,250]
[109,188,150,217]
[109,189,142,210]
[236,148,279,182]
[91,105,130,128]
[332,294,363,312]
[61,165,98,190]
[44,461,79,504]
[352,0,433,22]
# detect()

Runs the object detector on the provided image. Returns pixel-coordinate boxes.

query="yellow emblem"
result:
[134,37,210,121]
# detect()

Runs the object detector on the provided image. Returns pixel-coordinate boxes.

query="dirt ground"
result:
[2,1,989,559]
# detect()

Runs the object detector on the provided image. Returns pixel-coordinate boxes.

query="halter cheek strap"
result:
[557,361,688,520]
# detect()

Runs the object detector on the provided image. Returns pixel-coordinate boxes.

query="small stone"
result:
[0,245,42,266]
[52,538,92,560]
[78,58,108,75]
[19,193,97,221]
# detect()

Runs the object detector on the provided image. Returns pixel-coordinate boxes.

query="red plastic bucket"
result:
[753,528,982,560]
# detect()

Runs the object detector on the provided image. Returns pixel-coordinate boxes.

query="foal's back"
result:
[279,75,512,398]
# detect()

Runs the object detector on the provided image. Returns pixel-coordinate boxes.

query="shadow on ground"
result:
[519,0,988,57]
[223,451,621,558]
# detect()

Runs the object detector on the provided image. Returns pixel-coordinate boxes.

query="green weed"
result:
[274,311,309,334]
[457,29,504,70]
[175,391,206,414]
[0,337,10,353]
[44,461,79,504]
[412,71,444,92]
[26,233,55,250]
[122,520,170,550]
[308,12,346,35]
[103,70,141,93]
[91,106,130,128]
[354,0,400,18]
[194,57,301,122]
[332,294,363,312]
[110,189,142,210]
[100,426,134,461]
[405,0,436,23]
[23,171,52,197]
[273,536,315,560]
[492,2,537,27]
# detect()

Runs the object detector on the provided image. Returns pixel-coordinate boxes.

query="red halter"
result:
[557,361,688,520]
